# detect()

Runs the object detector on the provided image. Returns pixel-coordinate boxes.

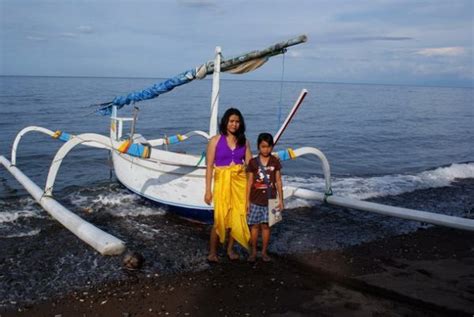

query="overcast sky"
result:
[1,0,473,87]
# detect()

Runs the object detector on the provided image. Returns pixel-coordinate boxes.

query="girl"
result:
[246,133,284,262]
[204,108,252,262]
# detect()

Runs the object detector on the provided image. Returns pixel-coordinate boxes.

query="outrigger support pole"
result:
[285,185,474,231]
[272,89,474,231]
[0,155,126,255]
[1,126,126,255]
[282,147,474,232]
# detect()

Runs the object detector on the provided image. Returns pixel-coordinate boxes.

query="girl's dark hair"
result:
[219,108,246,146]
[257,132,274,147]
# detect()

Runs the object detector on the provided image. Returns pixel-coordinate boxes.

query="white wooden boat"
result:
[1,35,473,255]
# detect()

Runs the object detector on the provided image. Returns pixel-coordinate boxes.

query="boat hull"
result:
[112,149,214,224]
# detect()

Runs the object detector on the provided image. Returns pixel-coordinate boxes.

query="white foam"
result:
[284,198,315,209]
[67,189,166,217]
[111,205,166,217]
[284,162,474,204]
[122,220,163,238]
[66,193,89,207]
[0,210,37,223]
[2,229,41,238]
[66,189,140,208]
[0,198,44,224]
[92,191,166,217]
[91,192,141,206]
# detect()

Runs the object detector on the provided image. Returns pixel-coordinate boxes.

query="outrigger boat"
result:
[1,35,473,256]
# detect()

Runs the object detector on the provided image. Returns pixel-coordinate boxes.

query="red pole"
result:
[274,89,308,146]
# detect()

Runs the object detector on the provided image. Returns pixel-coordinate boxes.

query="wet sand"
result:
[2,226,473,317]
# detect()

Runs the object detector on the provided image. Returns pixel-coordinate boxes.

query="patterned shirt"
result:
[247,155,282,206]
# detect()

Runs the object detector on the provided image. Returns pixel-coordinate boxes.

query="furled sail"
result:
[95,35,307,115]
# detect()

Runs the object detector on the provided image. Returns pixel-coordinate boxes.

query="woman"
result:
[204,108,252,262]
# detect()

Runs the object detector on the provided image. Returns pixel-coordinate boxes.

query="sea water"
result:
[0,76,473,306]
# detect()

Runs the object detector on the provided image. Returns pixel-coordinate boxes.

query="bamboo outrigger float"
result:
[1,35,473,255]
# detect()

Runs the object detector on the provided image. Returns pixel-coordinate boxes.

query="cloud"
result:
[4,0,472,87]
[26,35,46,41]
[177,0,216,8]
[77,25,93,34]
[351,36,413,42]
[59,32,77,38]
[58,26,93,39]
[287,50,303,58]
[416,47,465,57]
[412,63,473,79]
[330,36,414,44]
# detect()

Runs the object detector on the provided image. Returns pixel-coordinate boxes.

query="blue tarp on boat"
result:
[94,35,307,115]
[96,68,200,115]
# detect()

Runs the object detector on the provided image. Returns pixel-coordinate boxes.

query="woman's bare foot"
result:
[247,254,256,263]
[207,254,219,263]
[227,251,239,261]
[262,253,271,262]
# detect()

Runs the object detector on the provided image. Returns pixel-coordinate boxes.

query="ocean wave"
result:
[2,163,472,221]
[109,205,166,218]
[0,210,38,223]
[283,162,474,201]
[2,229,41,238]
[66,187,166,217]
[0,197,44,224]
[67,190,140,207]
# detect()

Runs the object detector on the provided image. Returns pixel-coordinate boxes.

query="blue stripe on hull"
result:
[159,202,213,224]
[117,180,213,224]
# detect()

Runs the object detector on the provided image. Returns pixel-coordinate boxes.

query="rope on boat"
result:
[195,151,206,167]
[323,187,333,203]
[277,52,286,129]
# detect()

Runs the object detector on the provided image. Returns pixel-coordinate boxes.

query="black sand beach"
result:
[1,179,474,316]
[2,225,473,317]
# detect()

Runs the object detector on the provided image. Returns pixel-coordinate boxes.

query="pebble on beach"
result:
[122,251,145,271]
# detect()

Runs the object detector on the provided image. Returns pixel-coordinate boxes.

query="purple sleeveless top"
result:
[215,135,246,166]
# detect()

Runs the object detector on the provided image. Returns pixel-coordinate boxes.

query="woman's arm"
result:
[246,171,254,214]
[204,136,218,205]
[275,170,284,211]
[245,140,253,213]
[245,140,252,165]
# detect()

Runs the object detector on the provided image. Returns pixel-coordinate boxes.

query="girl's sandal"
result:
[227,251,239,261]
[262,254,272,262]
[247,254,256,263]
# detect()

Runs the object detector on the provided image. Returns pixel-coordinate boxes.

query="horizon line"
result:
[0,74,472,89]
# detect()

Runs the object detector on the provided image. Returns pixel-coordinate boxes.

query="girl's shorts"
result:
[247,203,268,225]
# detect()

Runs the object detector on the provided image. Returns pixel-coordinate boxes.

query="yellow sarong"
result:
[213,164,250,249]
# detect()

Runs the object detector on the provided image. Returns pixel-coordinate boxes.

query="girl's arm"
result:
[204,136,218,205]
[245,140,252,165]
[275,170,284,211]
[246,171,254,214]
[245,141,253,213]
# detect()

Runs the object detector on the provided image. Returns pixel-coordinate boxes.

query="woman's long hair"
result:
[219,108,246,146]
